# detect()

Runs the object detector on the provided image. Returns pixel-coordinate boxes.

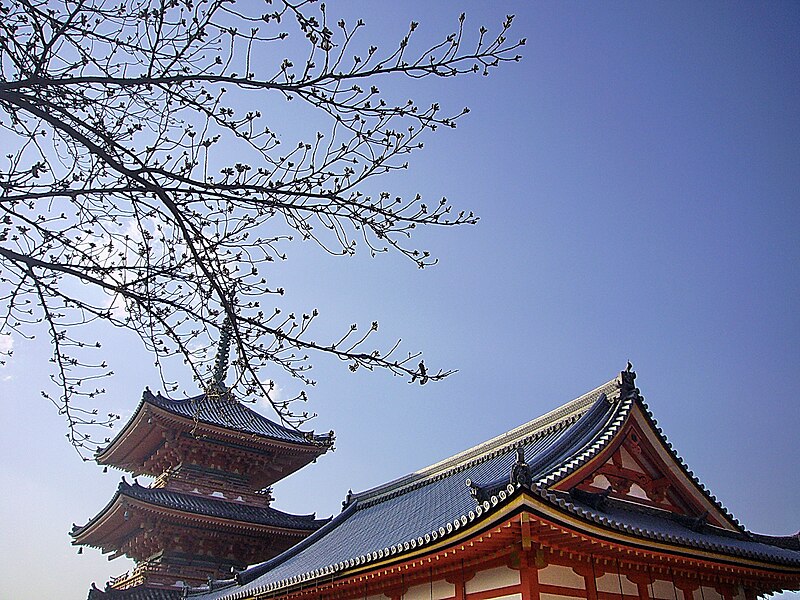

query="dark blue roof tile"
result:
[545,489,800,565]
[142,388,332,447]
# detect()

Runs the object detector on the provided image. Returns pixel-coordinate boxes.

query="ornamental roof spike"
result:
[617,360,639,400]
[342,489,354,510]
[211,311,234,390]
[510,446,532,488]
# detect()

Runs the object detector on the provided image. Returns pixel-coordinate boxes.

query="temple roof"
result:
[115,387,331,447]
[96,388,333,475]
[72,480,328,548]
[188,370,800,600]
[87,584,183,600]
[142,389,331,446]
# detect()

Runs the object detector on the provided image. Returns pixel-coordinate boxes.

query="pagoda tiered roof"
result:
[188,369,800,600]
[139,389,329,444]
[77,335,335,600]
[72,479,328,560]
[96,388,333,483]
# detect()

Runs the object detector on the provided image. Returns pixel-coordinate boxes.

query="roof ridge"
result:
[351,378,620,505]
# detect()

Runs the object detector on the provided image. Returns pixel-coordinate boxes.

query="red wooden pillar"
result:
[573,561,599,600]
[674,578,698,600]
[446,569,473,600]
[516,513,544,600]
[715,584,734,600]
[627,572,654,600]
[519,550,542,600]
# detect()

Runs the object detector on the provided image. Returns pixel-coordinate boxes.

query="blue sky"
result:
[1,2,798,598]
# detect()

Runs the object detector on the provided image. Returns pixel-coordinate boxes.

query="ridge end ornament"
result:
[510,447,532,488]
[617,361,639,399]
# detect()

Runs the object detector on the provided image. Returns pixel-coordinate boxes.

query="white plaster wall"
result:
[619,448,642,473]
[628,483,649,500]
[404,580,455,600]
[465,566,520,594]
[537,564,586,589]
[591,474,612,489]
[733,586,745,600]
[651,579,679,600]
[595,572,637,595]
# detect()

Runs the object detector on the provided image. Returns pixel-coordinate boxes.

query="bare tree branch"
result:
[0,0,524,457]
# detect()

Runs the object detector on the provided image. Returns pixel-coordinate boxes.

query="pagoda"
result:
[72,329,334,599]
[185,366,800,600]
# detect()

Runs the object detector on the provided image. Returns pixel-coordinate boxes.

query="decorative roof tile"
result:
[141,388,332,447]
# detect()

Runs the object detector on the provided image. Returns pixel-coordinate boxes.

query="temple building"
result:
[72,335,335,599]
[183,367,799,600]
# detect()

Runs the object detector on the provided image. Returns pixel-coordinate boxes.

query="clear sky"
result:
[1,2,798,599]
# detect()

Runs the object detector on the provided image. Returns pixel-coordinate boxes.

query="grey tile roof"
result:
[87,584,183,600]
[141,388,332,447]
[190,380,627,600]
[188,375,800,600]
[72,480,328,538]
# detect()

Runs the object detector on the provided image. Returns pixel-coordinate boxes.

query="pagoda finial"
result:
[211,312,233,388]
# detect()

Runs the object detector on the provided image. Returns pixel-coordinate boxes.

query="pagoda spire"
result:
[211,312,233,388]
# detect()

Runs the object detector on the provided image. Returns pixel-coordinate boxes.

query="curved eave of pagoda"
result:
[72,481,328,555]
[95,391,331,478]
[213,487,799,600]
[71,485,129,551]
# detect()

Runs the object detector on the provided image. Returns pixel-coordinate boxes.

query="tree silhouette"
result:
[0,0,523,456]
